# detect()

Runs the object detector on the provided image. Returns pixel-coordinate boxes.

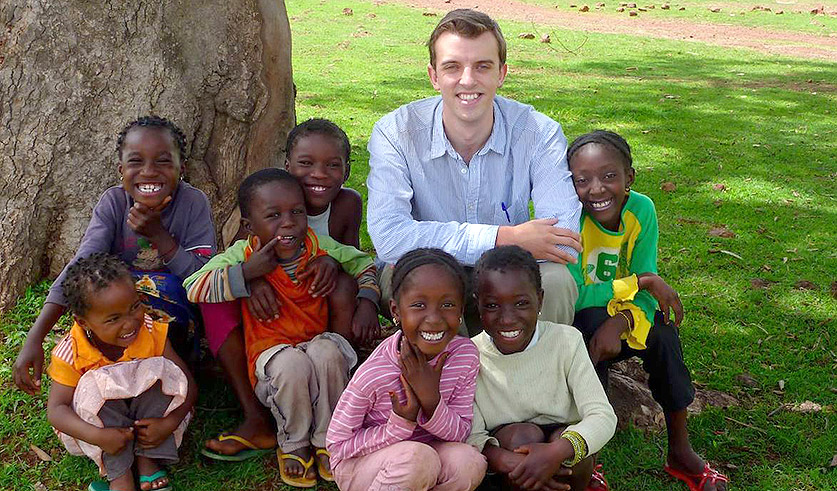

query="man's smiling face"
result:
[428,31,508,130]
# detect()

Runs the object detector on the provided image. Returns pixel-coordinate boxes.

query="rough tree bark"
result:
[0,0,295,310]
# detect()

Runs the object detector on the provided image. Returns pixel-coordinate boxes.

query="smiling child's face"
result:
[285,134,348,216]
[476,268,543,355]
[243,180,308,260]
[118,127,184,208]
[569,143,635,232]
[77,277,145,349]
[390,264,463,358]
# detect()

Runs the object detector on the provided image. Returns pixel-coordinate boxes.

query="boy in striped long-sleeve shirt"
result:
[184,169,377,487]
[327,249,487,491]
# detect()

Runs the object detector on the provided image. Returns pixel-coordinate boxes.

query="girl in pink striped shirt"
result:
[326,248,487,490]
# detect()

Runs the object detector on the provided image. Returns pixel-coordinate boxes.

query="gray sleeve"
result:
[163,185,217,279]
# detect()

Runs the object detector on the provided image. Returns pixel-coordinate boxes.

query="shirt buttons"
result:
[460,168,467,174]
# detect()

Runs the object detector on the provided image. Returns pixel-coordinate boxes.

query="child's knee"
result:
[494,422,545,450]
[267,349,314,385]
[390,442,441,484]
[306,338,347,371]
[440,443,487,485]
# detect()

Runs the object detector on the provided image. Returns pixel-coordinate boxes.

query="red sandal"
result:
[585,463,609,491]
[664,462,729,491]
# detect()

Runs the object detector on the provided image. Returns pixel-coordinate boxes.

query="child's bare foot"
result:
[110,472,136,491]
[204,415,276,456]
[136,456,169,491]
[667,446,728,491]
[282,446,316,481]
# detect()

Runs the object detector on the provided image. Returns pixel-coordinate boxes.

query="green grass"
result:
[3,0,836,489]
[518,0,837,35]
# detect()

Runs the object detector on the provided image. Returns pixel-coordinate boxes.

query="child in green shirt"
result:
[568,130,728,491]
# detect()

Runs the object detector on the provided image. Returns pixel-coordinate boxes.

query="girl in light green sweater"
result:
[467,246,616,491]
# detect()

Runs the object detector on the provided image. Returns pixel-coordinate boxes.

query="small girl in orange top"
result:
[47,253,196,491]
[184,169,374,488]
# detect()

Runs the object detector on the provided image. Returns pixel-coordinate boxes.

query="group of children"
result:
[13,116,727,491]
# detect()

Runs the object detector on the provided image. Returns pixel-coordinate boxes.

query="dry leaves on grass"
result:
[518,32,536,39]
[30,444,52,462]
[661,181,676,192]
[735,372,759,387]
[342,7,353,15]
[831,281,837,299]
[830,454,837,467]
[750,278,775,289]
[708,226,736,238]
[713,183,726,191]
[794,280,817,290]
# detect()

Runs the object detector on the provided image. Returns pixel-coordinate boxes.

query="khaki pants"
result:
[379,260,578,335]
[254,335,352,451]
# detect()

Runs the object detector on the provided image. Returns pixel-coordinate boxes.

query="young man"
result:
[366,9,582,331]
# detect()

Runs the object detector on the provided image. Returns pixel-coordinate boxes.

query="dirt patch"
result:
[386,0,837,60]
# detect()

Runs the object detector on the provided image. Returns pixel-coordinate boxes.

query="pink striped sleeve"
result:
[418,340,480,442]
[326,358,415,466]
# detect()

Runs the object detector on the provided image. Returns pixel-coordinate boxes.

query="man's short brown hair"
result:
[427,9,507,67]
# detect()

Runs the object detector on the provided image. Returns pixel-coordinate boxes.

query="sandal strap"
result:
[281,452,315,470]
[315,448,330,457]
[139,470,168,483]
[698,464,729,488]
[216,432,259,450]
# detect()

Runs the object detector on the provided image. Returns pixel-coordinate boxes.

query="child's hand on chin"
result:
[127,196,172,240]
[399,337,448,416]
[97,427,134,455]
[510,442,573,490]
[242,236,281,281]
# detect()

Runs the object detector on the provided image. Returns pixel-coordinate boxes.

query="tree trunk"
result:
[0,0,295,310]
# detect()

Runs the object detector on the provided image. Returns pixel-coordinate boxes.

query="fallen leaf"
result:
[596,2,606,6]
[639,7,647,11]
[708,226,736,238]
[661,181,676,192]
[33,484,48,491]
[540,34,551,43]
[422,11,437,16]
[30,444,52,462]
[661,3,670,8]
[342,7,354,15]
[713,199,723,207]
[679,6,686,9]
[750,278,773,289]
[735,373,759,387]
[366,12,377,18]
[789,400,822,413]
[775,9,784,14]
[713,183,726,191]
[630,10,638,15]
[626,66,638,71]
[617,6,625,10]
[778,379,785,390]
[627,2,637,6]
[710,7,721,12]
[831,281,836,299]
[518,32,536,39]
[579,5,590,11]
[794,280,817,291]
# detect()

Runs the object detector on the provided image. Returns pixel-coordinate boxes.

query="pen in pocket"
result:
[501,202,511,223]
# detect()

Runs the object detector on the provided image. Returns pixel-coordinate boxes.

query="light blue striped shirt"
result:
[367,95,581,266]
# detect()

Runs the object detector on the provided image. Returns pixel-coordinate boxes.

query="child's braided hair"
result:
[62,253,133,317]
[567,130,633,170]
[286,118,351,179]
[391,248,467,302]
[473,245,542,293]
[116,115,188,160]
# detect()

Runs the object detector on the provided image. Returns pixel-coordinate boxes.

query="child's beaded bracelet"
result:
[560,430,588,467]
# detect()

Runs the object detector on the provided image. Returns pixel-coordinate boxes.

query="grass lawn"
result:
[2,0,836,489]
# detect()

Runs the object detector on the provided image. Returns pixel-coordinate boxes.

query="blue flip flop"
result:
[139,470,172,491]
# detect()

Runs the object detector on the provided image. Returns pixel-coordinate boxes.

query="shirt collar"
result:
[429,98,507,161]
[72,314,157,367]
